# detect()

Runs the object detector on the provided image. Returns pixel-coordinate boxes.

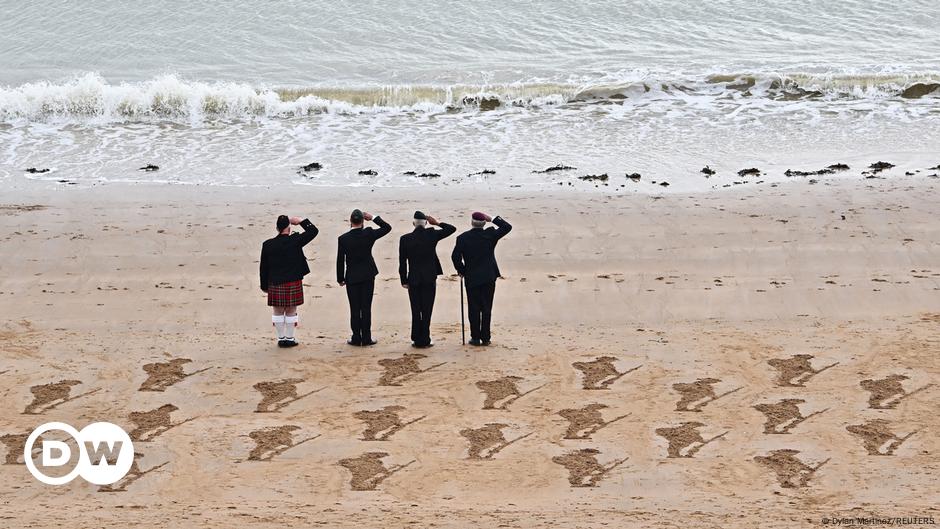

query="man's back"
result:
[399,223,456,285]
[452,216,512,287]
[337,216,391,284]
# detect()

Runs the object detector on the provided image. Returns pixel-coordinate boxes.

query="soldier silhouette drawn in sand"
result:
[846,419,919,456]
[767,354,839,387]
[23,379,97,414]
[377,353,445,386]
[654,422,728,458]
[139,358,211,392]
[128,404,193,442]
[557,403,629,440]
[245,425,320,461]
[338,452,415,491]
[354,405,425,441]
[459,423,531,460]
[253,378,323,413]
[98,452,168,492]
[860,374,933,409]
[753,398,828,434]
[552,448,628,488]
[1,432,30,464]
[754,449,829,488]
[571,357,641,390]
[672,377,741,412]
[476,376,546,410]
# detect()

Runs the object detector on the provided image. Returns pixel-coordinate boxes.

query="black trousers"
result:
[466,281,496,342]
[408,281,437,346]
[346,279,375,343]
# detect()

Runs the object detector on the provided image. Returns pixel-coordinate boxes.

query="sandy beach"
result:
[0,174,938,528]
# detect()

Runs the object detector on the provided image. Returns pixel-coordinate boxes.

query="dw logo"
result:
[24,422,134,485]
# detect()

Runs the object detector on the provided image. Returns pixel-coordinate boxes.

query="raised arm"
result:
[336,238,346,285]
[398,236,408,286]
[492,215,512,240]
[435,222,457,241]
[371,215,392,240]
[294,218,319,246]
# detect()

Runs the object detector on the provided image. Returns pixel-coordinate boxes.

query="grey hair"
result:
[471,219,486,228]
[413,219,427,227]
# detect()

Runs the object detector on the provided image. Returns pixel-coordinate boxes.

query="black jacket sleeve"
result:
[336,237,346,284]
[259,245,269,291]
[492,216,512,240]
[451,236,466,276]
[371,216,392,240]
[398,236,408,285]
[295,218,319,246]
[435,222,457,240]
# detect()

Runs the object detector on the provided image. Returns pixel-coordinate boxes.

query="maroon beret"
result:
[472,212,486,221]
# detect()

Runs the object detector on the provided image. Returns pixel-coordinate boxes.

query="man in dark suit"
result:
[337,209,391,346]
[260,215,319,347]
[451,212,512,346]
[399,211,456,348]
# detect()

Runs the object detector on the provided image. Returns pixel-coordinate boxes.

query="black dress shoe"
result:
[278,339,290,348]
[361,339,378,346]
[284,339,299,347]
[482,340,491,346]
[347,339,362,346]
[468,339,483,346]
[412,341,434,348]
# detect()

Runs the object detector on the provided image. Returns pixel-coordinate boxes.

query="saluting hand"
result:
[482,213,493,222]
[289,216,302,225]
[426,215,439,226]
[362,212,374,221]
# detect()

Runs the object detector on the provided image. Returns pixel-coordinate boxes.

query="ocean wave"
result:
[1,72,938,123]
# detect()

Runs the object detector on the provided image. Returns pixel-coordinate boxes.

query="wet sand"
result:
[0,176,938,527]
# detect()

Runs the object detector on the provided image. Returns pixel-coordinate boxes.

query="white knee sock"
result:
[284,315,298,340]
[273,314,286,339]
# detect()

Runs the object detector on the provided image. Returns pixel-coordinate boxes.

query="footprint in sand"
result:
[246,425,320,461]
[753,398,828,434]
[572,356,642,390]
[253,378,324,413]
[846,419,920,456]
[377,354,446,386]
[860,374,933,409]
[23,379,99,415]
[671,378,742,412]
[139,358,211,392]
[354,405,425,441]
[767,354,839,387]
[753,449,829,489]
[654,422,728,458]
[98,452,168,492]
[459,423,531,460]
[128,404,194,442]
[338,452,415,491]
[476,376,546,410]
[552,448,628,488]
[557,404,629,440]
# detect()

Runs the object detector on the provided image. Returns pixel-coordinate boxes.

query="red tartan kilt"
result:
[267,280,304,307]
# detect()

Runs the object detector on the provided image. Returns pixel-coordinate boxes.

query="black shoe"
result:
[284,339,299,347]
[412,341,434,348]
[347,339,362,346]
[361,339,378,346]
[468,339,483,346]
[482,340,491,346]
[277,339,290,348]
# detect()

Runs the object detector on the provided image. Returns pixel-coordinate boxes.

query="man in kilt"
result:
[260,215,319,347]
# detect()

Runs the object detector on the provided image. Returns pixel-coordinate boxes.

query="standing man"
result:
[451,212,512,346]
[260,215,319,347]
[337,209,391,346]
[399,211,456,348]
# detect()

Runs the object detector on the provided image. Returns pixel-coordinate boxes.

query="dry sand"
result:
[0,176,938,528]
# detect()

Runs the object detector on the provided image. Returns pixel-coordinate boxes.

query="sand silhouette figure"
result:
[139,358,211,392]
[552,448,628,487]
[128,404,193,442]
[253,378,324,413]
[98,452,168,492]
[246,425,320,461]
[754,449,829,488]
[1,432,30,464]
[558,403,629,440]
[354,405,425,441]
[377,354,446,386]
[654,421,729,458]
[338,452,415,491]
[459,423,532,460]
[846,419,919,456]
[572,356,641,390]
[860,374,933,409]
[476,376,547,410]
[767,354,839,387]
[23,379,99,414]
[753,398,828,434]
[672,378,742,412]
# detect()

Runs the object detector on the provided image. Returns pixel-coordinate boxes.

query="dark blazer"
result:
[399,223,456,285]
[259,219,318,290]
[451,216,512,288]
[336,216,392,284]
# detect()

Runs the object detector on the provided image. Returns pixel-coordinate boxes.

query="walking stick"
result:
[460,276,466,345]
